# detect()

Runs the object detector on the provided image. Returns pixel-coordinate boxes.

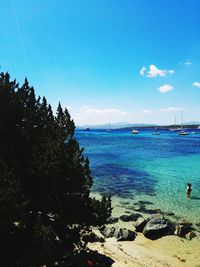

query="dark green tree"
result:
[0,72,112,267]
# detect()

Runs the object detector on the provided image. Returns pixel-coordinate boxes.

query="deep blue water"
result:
[76,129,200,222]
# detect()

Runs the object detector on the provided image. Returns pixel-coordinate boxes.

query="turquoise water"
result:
[76,129,200,223]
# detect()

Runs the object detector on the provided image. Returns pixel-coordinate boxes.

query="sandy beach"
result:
[88,194,200,267]
[88,231,200,267]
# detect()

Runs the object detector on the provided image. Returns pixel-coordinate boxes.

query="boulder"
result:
[100,226,116,238]
[106,216,119,224]
[138,200,154,205]
[134,205,161,214]
[115,228,137,241]
[120,213,142,222]
[135,217,148,232]
[175,221,193,237]
[82,231,104,243]
[143,217,174,240]
[100,226,137,241]
[185,231,197,240]
[163,211,175,216]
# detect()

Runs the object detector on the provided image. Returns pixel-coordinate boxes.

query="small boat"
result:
[132,129,139,134]
[177,112,189,135]
[178,130,189,135]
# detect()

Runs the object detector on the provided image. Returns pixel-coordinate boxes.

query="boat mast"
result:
[181,111,182,129]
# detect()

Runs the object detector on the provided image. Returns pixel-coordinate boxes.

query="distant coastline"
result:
[77,124,200,131]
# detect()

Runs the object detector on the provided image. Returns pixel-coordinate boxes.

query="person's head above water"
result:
[187,183,191,187]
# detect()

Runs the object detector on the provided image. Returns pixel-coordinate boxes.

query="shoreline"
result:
[88,233,200,267]
[88,192,200,266]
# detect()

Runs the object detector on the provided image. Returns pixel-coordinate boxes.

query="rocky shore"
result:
[86,197,200,266]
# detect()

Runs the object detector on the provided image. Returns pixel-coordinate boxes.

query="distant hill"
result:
[77,122,157,130]
[77,121,200,130]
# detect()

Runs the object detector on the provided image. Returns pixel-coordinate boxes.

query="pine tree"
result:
[0,71,112,267]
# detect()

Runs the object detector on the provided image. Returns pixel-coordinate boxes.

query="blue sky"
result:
[1,0,200,125]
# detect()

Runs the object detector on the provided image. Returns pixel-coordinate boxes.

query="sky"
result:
[0,0,200,125]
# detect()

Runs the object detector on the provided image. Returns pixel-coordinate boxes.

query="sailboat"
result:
[169,116,182,131]
[106,123,112,132]
[132,129,139,134]
[178,112,189,135]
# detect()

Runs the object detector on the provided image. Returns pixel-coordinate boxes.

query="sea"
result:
[76,128,200,224]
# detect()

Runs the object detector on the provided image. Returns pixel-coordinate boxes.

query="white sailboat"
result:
[178,112,189,135]
[132,129,139,134]
[169,116,182,131]
[107,123,112,132]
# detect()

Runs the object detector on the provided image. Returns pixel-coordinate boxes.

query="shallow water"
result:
[76,129,200,223]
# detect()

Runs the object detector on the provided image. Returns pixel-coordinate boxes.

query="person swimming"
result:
[186,183,192,198]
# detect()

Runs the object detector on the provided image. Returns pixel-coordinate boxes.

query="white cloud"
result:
[193,82,200,88]
[73,106,130,125]
[140,66,146,76]
[80,106,127,115]
[158,84,174,93]
[161,107,183,112]
[146,65,174,78]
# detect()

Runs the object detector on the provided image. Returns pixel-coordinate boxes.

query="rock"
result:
[100,226,116,238]
[115,228,137,241]
[163,211,175,216]
[179,220,193,226]
[185,231,197,240]
[119,201,130,205]
[138,200,154,205]
[120,213,142,222]
[82,232,104,243]
[135,217,148,232]
[106,216,119,224]
[100,226,137,241]
[134,205,161,214]
[175,221,193,237]
[143,217,174,240]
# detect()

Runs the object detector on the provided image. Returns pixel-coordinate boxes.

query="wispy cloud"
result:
[140,66,146,76]
[140,65,174,78]
[147,65,174,78]
[193,82,200,88]
[74,106,130,124]
[158,84,173,93]
[161,107,183,112]
[80,106,127,115]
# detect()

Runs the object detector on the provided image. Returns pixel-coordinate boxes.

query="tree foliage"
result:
[0,72,112,267]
